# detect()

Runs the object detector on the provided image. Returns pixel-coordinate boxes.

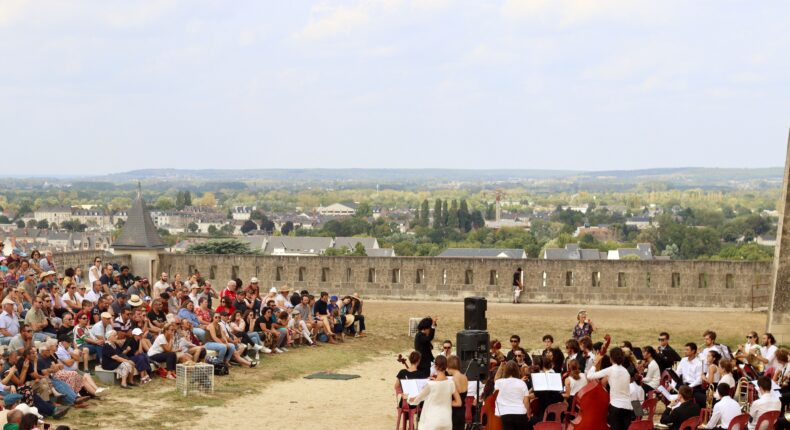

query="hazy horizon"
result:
[1,1,789,175]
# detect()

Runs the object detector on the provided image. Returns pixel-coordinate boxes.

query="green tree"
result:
[441,200,449,226]
[207,225,219,236]
[355,202,372,218]
[0,215,10,224]
[471,210,485,229]
[351,242,367,256]
[240,220,258,234]
[220,224,235,235]
[36,219,49,229]
[420,200,430,227]
[447,200,459,230]
[458,199,471,232]
[281,221,294,235]
[433,199,443,228]
[187,222,199,233]
[16,220,25,228]
[154,196,175,210]
[186,239,254,254]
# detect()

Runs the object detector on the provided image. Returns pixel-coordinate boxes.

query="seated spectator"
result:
[215,297,235,316]
[312,292,336,344]
[55,334,100,393]
[0,298,21,346]
[73,313,102,366]
[8,325,34,354]
[101,331,135,389]
[230,311,264,358]
[194,297,212,327]
[146,299,167,336]
[110,293,130,317]
[177,301,205,341]
[146,323,178,380]
[255,307,286,353]
[8,347,70,419]
[218,312,255,367]
[60,283,82,313]
[84,281,103,305]
[287,308,313,347]
[112,308,132,333]
[174,319,207,363]
[341,295,366,337]
[120,328,152,384]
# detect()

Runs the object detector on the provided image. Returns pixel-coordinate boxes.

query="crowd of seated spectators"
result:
[0,246,368,427]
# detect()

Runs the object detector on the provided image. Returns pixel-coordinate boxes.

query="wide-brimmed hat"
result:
[250,277,259,284]
[15,403,42,419]
[128,295,143,307]
[1,298,14,305]
[279,285,290,292]
[100,312,112,319]
[41,270,56,278]
[343,314,355,327]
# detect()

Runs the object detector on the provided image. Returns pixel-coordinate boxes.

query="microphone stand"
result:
[464,354,486,430]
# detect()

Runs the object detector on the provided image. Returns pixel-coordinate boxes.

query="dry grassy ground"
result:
[58,301,767,429]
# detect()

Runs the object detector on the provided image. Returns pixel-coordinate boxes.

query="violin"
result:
[397,354,408,369]
[568,334,611,430]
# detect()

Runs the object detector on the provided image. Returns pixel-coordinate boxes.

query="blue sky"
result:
[1,1,788,175]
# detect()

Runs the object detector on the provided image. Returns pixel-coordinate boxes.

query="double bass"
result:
[566,334,611,430]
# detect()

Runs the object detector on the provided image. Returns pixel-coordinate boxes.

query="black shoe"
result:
[52,405,71,419]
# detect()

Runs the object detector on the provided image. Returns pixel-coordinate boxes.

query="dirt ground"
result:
[181,300,766,428]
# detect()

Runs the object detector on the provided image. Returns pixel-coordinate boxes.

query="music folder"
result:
[400,379,429,398]
[531,373,563,391]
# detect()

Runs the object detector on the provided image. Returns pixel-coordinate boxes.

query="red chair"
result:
[753,410,781,430]
[543,401,567,423]
[535,422,563,430]
[627,420,654,430]
[725,413,749,430]
[637,397,657,422]
[464,396,474,425]
[395,386,420,430]
[679,416,700,430]
[699,408,711,426]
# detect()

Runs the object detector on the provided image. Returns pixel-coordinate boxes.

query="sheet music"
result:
[656,385,678,403]
[400,379,429,398]
[532,373,563,391]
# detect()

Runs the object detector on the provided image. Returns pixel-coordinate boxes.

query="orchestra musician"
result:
[655,332,682,372]
[588,347,633,430]
[660,385,700,430]
[414,316,436,378]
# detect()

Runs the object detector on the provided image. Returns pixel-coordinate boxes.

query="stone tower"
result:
[768,129,790,344]
[112,183,165,280]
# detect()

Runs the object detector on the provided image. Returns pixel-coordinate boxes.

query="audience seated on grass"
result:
[0,250,371,424]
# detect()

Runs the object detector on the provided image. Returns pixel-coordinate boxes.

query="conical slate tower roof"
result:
[113,184,166,249]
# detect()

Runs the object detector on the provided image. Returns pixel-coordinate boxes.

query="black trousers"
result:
[501,413,530,430]
[149,351,177,371]
[608,405,633,430]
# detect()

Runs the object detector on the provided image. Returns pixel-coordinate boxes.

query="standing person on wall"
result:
[512,267,523,304]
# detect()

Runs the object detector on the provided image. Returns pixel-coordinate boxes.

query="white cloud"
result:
[501,0,668,27]
[0,0,29,27]
[297,2,374,40]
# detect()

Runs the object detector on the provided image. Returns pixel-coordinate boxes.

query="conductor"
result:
[415,316,437,377]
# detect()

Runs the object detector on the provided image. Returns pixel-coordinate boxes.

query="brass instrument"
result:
[705,384,715,410]
[747,348,764,373]
[733,377,752,413]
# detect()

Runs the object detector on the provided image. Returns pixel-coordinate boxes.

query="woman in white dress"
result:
[409,355,461,430]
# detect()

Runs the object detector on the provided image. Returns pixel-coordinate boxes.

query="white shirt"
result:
[84,289,102,304]
[493,377,528,416]
[148,334,169,356]
[61,292,84,308]
[56,344,79,371]
[644,360,660,389]
[748,394,781,430]
[590,364,632,410]
[569,374,588,396]
[88,265,101,285]
[678,356,703,388]
[706,396,741,429]
[760,345,778,370]
[153,281,170,298]
[630,381,645,402]
[90,321,112,339]
[719,373,735,390]
[0,311,20,337]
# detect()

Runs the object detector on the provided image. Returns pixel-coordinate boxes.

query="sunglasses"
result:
[746,336,753,339]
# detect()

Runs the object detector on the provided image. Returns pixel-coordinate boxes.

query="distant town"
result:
[0,168,781,261]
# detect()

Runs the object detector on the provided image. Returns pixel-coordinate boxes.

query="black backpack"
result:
[206,356,229,376]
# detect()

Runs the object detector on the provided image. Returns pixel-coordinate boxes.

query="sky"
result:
[1,0,789,176]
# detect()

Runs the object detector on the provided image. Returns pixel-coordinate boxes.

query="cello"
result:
[566,334,611,430]
[479,390,502,430]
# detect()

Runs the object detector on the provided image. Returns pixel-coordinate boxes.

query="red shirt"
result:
[215,305,235,316]
[220,288,237,302]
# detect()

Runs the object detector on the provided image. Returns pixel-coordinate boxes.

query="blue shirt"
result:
[178,308,200,328]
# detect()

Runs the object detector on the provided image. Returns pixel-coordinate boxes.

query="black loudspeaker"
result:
[464,296,487,330]
[456,329,490,381]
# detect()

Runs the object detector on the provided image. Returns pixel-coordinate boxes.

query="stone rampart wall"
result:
[156,254,773,308]
[54,251,132,273]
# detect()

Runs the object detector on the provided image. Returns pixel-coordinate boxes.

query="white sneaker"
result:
[280,347,289,352]
[262,347,272,354]
[255,351,260,360]
[274,348,284,354]
[96,388,108,395]
[253,345,263,351]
